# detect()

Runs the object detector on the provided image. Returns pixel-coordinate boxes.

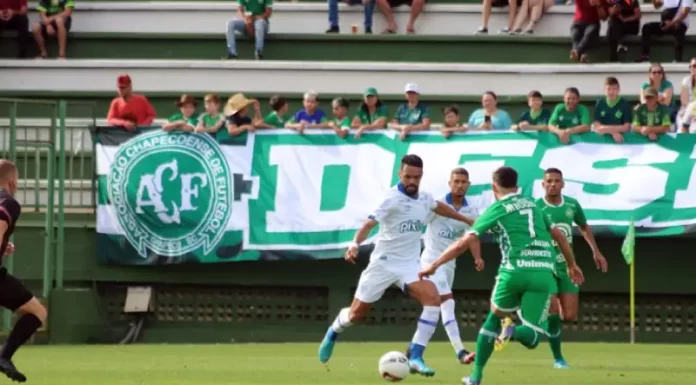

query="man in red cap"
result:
[106,74,156,131]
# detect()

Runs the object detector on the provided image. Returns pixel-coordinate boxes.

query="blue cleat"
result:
[462,376,481,385]
[318,328,337,364]
[554,359,570,369]
[458,349,476,364]
[409,357,435,377]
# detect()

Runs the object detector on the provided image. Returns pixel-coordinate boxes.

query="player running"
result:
[520,167,608,369]
[417,167,479,365]
[419,166,584,385]
[0,160,48,383]
[318,155,479,377]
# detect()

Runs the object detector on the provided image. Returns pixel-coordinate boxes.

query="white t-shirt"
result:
[681,75,696,105]
[369,185,437,262]
[663,0,693,27]
[421,195,479,265]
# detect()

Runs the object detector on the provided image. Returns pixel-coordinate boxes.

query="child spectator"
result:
[259,95,290,128]
[440,106,467,138]
[512,90,551,131]
[32,0,73,59]
[330,98,352,139]
[163,95,199,132]
[592,77,632,143]
[195,94,225,137]
[287,91,329,134]
[220,93,260,143]
[633,87,672,139]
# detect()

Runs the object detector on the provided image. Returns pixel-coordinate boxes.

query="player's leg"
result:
[552,282,579,368]
[404,278,440,377]
[436,264,472,364]
[463,273,519,385]
[547,293,567,367]
[498,272,554,351]
[0,273,47,383]
[318,261,393,364]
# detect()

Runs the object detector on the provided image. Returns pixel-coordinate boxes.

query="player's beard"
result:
[405,185,418,195]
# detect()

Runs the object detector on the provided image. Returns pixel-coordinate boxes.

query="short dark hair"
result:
[269,95,288,111]
[401,154,423,169]
[451,167,469,177]
[527,90,543,99]
[605,77,620,87]
[565,87,580,97]
[493,167,518,189]
[484,91,498,100]
[544,167,563,177]
[332,97,350,109]
[443,105,460,116]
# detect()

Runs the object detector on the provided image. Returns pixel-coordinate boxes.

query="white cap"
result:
[404,83,420,94]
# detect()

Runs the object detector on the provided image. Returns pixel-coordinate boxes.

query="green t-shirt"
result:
[355,105,388,126]
[332,117,352,130]
[239,0,272,16]
[198,112,225,129]
[517,108,551,126]
[549,103,591,129]
[394,103,429,125]
[632,104,672,127]
[37,0,74,16]
[536,196,587,268]
[593,97,632,126]
[469,194,556,273]
[168,112,199,128]
[263,111,287,128]
[641,80,674,105]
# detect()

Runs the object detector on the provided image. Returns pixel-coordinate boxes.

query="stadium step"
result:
[2,32,693,63]
[22,3,671,37]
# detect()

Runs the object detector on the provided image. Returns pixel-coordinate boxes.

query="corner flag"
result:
[621,219,636,344]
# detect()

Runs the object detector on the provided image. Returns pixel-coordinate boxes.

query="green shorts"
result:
[491,271,554,332]
[552,267,580,295]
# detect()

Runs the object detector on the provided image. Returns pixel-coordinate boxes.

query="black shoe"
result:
[365,27,372,34]
[255,50,263,60]
[326,26,339,34]
[224,53,237,60]
[635,55,649,63]
[0,358,26,383]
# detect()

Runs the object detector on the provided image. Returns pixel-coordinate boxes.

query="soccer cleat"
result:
[462,376,481,385]
[0,358,26,383]
[458,349,476,364]
[408,357,435,377]
[554,359,570,369]
[318,328,337,364]
[494,317,515,352]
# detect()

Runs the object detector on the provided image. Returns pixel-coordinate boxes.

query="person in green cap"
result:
[548,87,591,145]
[633,86,672,141]
[330,98,352,139]
[352,87,388,139]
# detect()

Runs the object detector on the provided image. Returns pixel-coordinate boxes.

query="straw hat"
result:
[224,93,255,116]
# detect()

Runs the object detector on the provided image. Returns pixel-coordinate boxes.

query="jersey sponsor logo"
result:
[515,259,555,270]
[501,198,536,213]
[398,219,424,233]
[520,249,553,258]
[565,207,573,218]
[108,131,233,258]
[437,227,463,240]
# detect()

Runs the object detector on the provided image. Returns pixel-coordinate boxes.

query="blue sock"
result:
[409,343,425,360]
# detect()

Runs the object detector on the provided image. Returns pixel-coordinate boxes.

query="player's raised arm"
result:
[432,201,475,226]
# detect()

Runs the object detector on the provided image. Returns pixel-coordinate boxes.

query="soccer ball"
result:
[378,351,410,381]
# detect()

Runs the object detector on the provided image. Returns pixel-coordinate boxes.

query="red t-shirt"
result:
[0,0,27,11]
[574,0,607,23]
[106,94,156,127]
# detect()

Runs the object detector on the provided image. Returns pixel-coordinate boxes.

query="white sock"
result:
[411,306,440,346]
[330,308,352,333]
[441,299,465,354]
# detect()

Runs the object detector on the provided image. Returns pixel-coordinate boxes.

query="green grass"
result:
[10,342,696,385]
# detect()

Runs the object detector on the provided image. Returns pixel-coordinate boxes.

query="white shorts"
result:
[421,259,455,295]
[354,258,421,303]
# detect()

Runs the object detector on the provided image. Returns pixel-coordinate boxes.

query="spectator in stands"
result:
[0,0,29,58]
[353,87,388,139]
[570,0,608,63]
[512,90,551,131]
[195,94,226,137]
[287,91,329,134]
[259,95,290,128]
[226,0,272,60]
[637,0,692,63]
[477,0,521,34]
[32,0,73,59]
[375,0,424,33]
[677,58,696,127]
[327,0,375,34]
[679,97,696,132]
[219,93,261,142]
[163,95,199,132]
[467,91,513,130]
[440,106,467,138]
[606,0,641,62]
[510,0,554,34]
[330,98,352,138]
[390,83,431,140]
[106,75,156,131]
[592,77,632,143]
[548,87,591,144]
[640,63,676,125]
[633,87,672,139]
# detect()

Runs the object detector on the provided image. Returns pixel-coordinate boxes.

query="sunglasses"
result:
[650,71,664,74]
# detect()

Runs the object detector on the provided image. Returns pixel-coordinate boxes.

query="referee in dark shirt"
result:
[0,160,47,383]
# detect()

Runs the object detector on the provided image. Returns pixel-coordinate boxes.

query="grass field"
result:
[9,342,696,385]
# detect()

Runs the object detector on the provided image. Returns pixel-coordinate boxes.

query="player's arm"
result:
[430,232,480,270]
[345,196,394,263]
[545,214,584,284]
[574,204,608,272]
[432,201,475,226]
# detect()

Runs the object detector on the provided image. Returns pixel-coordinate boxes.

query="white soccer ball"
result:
[378,351,410,381]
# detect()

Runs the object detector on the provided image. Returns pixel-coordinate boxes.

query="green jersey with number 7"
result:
[469,193,557,273]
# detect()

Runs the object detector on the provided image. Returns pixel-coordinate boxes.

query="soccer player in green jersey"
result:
[419,166,584,385]
[535,168,608,369]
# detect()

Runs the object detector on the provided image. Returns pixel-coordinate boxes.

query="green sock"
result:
[513,325,540,349]
[470,312,502,382]
[547,314,564,360]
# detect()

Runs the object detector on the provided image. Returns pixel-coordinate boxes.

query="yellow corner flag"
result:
[621,219,636,343]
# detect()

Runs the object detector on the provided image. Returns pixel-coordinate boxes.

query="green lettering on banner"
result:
[95,129,696,264]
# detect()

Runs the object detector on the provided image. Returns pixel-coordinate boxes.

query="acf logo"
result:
[108,131,233,258]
